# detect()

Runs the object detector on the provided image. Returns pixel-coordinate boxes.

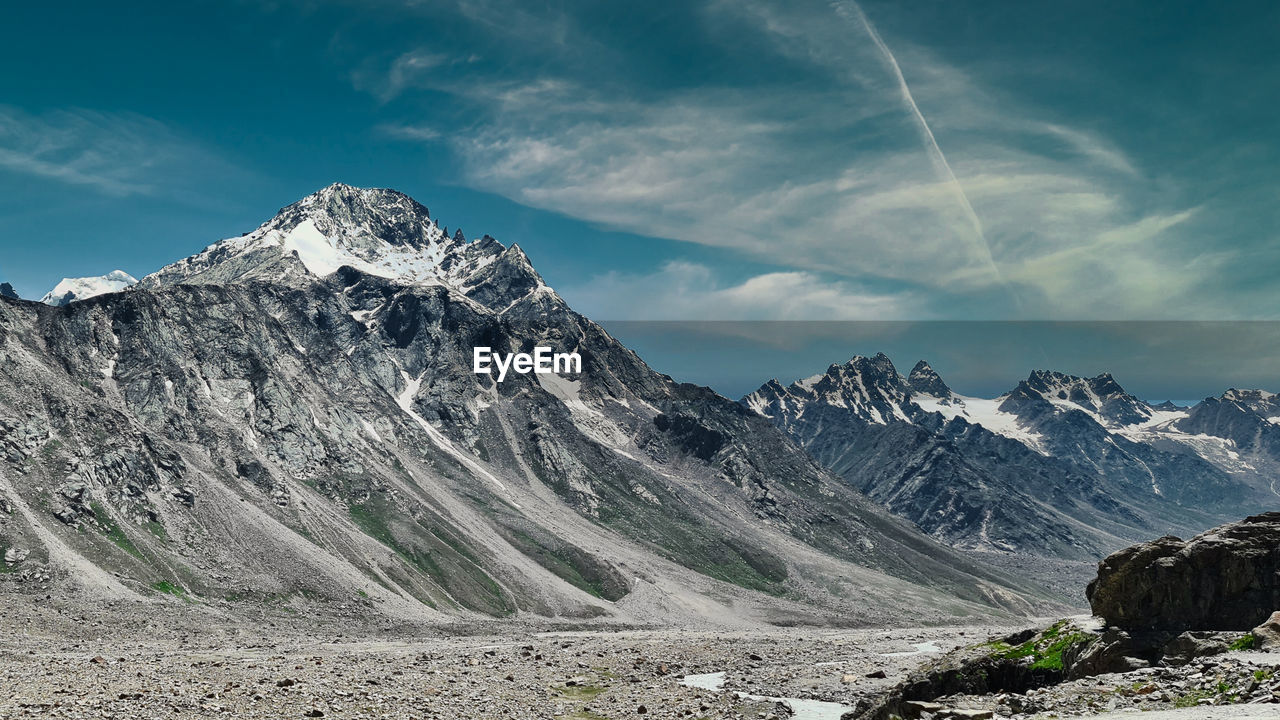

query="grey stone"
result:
[1253,611,1280,650]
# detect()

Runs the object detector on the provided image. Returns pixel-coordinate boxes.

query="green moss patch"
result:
[557,684,606,701]
[152,581,186,597]
[983,620,1095,672]
[1229,634,1257,651]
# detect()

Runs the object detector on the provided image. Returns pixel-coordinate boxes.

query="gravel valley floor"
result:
[4,593,1279,720]
[0,592,1005,720]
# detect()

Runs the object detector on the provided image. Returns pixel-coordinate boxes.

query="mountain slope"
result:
[0,184,1057,626]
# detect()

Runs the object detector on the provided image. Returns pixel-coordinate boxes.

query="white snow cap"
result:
[142,183,508,291]
[40,270,138,306]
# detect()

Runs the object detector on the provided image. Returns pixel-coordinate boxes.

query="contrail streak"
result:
[838,1,1012,294]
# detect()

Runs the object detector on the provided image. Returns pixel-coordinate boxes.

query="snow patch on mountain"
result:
[277,216,475,284]
[39,270,138,306]
[1113,407,1190,443]
[914,392,1048,452]
[393,367,515,500]
[537,372,638,461]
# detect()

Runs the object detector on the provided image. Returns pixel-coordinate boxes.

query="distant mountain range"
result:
[743,354,1279,563]
[0,184,1059,625]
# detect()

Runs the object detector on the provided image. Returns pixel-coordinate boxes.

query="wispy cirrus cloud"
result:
[0,106,231,197]
[364,0,1231,319]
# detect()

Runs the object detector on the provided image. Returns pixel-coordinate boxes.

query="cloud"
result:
[379,123,442,141]
[368,0,1218,319]
[0,106,229,197]
[354,49,482,102]
[1004,209,1206,317]
[560,261,922,321]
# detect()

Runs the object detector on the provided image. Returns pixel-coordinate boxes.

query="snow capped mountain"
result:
[745,354,1046,449]
[742,355,1272,565]
[743,353,915,425]
[141,183,519,296]
[39,270,137,306]
[0,282,17,300]
[1164,389,1280,473]
[1004,370,1156,428]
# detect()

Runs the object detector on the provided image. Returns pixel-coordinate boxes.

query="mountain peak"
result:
[907,360,952,398]
[142,184,515,298]
[296,183,430,221]
[743,352,914,425]
[0,282,18,300]
[1014,368,1152,427]
[845,352,897,375]
[39,270,138,306]
[1218,388,1280,416]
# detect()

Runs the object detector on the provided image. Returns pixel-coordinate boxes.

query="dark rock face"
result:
[1087,512,1280,631]
[906,360,950,398]
[0,283,17,300]
[1159,631,1229,666]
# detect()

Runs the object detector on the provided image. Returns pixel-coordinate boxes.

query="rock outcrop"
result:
[1087,512,1280,631]
[849,620,1099,720]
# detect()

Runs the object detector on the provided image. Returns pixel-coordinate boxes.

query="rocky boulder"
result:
[1159,631,1230,666]
[1061,628,1150,678]
[1253,611,1280,650]
[1087,512,1280,631]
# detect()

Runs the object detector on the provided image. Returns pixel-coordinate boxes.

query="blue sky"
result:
[2,0,1278,324]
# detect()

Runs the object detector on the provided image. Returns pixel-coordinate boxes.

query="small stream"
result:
[678,640,944,719]
[680,671,855,720]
